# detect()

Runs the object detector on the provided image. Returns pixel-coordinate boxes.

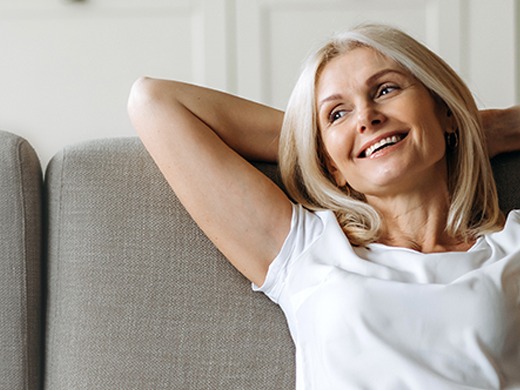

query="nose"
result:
[357,105,386,133]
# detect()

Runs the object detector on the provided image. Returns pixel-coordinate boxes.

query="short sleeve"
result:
[253,203,326,303]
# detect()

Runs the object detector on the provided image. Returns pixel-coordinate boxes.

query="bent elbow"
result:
[127,76,166,139]
[128,76,154,119]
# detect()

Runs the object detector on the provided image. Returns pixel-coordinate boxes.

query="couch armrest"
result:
[0,130,43,390]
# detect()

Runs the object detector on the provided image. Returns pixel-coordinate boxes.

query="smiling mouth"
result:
[360,133,408,158]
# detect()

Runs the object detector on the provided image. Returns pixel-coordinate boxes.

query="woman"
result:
[129,24,520,389]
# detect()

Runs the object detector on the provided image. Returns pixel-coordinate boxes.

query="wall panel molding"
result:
[235,0,466,109]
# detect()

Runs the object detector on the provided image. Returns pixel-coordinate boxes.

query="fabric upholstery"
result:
[0,130,42,390]
[44,138,295,389]
[491,151,520,213]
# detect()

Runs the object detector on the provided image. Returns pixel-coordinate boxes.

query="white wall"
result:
[0,0,517,167]
[464,0,518,107]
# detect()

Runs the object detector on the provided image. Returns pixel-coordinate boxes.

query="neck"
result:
[366,184,473,253]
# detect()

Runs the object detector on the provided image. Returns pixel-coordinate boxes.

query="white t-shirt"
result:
[254,204,520,390]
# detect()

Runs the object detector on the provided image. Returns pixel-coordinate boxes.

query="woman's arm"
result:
[481,105,520,157]
[128,78,292,286]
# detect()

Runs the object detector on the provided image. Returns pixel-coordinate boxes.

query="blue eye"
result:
[329,109,348,123]
[377,84,399,97]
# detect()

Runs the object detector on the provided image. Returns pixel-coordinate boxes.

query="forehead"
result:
[316,47,404,95]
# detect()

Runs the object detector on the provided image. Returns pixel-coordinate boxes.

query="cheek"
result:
[320,130,356,186]
[322,128,355,165]
[422,120,448,158]
[415,98,448,150]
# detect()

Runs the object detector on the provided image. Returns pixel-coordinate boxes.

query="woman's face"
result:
[316,47,451,198]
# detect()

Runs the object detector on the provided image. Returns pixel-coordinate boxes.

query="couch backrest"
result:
[44,138,295,389]
[0,130,42,390]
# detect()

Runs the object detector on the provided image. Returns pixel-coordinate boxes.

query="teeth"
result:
[365,135,402,157]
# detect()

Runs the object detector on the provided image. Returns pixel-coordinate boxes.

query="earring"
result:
[446,131,459,149]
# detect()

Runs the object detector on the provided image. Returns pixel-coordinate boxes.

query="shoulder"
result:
[508,209,520,221]
[484,209,520,252]
[286,203,346,256]
[293,203,334,237]
[254,203,353,298]
[497,209,520,233]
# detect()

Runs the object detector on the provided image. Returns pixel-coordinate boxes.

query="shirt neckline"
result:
[366,236,485,255]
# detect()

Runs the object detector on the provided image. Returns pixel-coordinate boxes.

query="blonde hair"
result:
[279,23,503,246]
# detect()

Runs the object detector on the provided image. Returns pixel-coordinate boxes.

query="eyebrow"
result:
[318,93,344,110]
[317,68,406,111]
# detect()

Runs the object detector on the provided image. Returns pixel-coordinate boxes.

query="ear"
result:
[432,95,455,131]
[441,106,457,134]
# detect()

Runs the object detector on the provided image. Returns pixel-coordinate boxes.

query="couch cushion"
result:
[44,138,294,389]
[0,130,42,390]
[491,151,520,213]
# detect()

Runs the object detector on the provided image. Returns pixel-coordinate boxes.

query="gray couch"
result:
[1,129,519,389]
